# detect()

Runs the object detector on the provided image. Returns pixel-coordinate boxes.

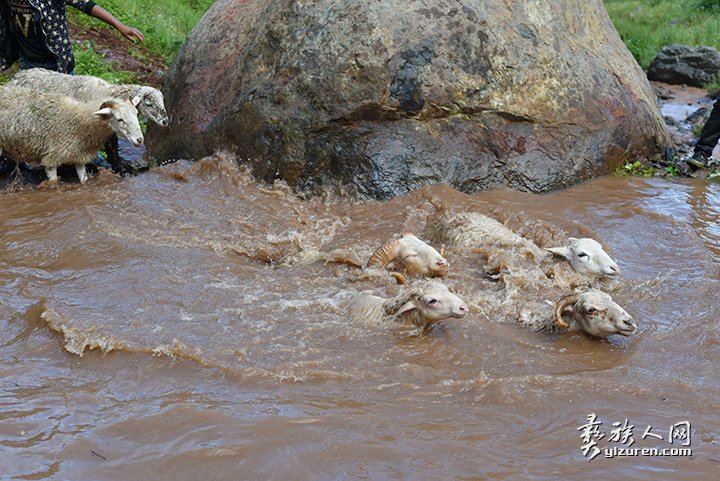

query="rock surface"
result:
[148,0,669,199]
[647,44,720,88]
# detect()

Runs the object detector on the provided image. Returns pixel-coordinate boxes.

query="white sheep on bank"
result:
[0,86,144,183]
[367,233,449,280]
[347,280,468,331]
[528,290,636,338]
[9,68,169,127]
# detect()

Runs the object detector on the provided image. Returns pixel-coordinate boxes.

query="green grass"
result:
[705,73,720,96]
[604,0,720,69]
[73,40,137,83]
[69,0,214,63]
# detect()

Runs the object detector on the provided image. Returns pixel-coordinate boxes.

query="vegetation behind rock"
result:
[605,0,720,70]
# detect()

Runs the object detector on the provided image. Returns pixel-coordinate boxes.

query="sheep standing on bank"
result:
[527,290,636,338]
[348,280,468,331]
[367,233,449,281]
[0,87,144,183]
[9,68,169,127]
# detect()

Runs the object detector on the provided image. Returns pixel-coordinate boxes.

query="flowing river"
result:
[1,154,718,480]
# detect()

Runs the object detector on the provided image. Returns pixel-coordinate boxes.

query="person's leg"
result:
[690,99,720,168]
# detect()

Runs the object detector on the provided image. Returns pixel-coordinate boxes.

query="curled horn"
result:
[390,271,407,285]
[367,238,402,268]
[553,293,580,330]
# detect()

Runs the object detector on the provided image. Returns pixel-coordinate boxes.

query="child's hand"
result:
[119,25,145,43]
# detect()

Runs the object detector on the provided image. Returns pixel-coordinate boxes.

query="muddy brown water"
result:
[1,155,718,480]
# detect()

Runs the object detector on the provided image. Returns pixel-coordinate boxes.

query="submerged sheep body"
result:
[348,280,467,331]
[426,211,541,253]
[426,211,620,278]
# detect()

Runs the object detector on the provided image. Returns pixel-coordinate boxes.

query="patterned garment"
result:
[0,0,97,73]
[7,0,56,69]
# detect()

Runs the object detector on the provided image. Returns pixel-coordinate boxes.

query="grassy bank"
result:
[0,0,214,84]
[69,0,214,64]
[69,0,214,82]
[604,0,720,68]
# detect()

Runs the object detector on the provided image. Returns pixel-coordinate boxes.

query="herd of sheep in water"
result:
[0,69,635,341]
[349,208,636,339]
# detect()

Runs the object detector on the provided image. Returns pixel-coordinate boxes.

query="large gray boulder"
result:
[148,0,668,199]
[647,44,720,88]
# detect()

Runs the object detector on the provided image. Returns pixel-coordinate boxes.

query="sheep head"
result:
[135,86,169,127]
[393,280,467,329]
[546,237,620,277]
[368,233,448,278]
[95,99,144,147]
[554,291,636,338]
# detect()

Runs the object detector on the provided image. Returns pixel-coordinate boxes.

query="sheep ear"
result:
[396,300,417,316]
[93,107,114,117]
[545,246,571,259]
[131,94,143,107]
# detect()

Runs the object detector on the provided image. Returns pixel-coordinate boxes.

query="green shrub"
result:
[604,0,720,68]
[615,160,656,177]
[695,0,720,11]
[706,73,720,97]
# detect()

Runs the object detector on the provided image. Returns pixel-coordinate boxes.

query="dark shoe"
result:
[687,152,708,170]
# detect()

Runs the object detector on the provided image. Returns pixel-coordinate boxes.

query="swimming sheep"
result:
[348,280,468,331]
[0,86,143,183]
[426,211,620,278]
[533,290,636,338]
[9,67,169,127]
[367,233,449,279]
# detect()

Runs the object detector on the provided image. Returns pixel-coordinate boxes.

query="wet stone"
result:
[147,0,668,199]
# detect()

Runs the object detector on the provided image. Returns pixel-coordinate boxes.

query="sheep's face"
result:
[397,281,467,325]
[399,235,449,277]
[574,291,636,338]
[135,87,168,127]
[96,100,144,147]
[547,237,620,277]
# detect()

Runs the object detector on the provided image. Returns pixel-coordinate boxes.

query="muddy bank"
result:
[0,154,718,479]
